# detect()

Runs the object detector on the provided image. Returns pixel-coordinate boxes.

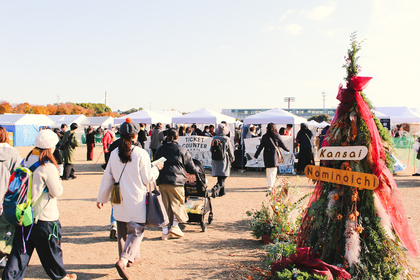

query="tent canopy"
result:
[0,113,54,126]
[86,116,114,127]
[372,110,390,120]
[172,108,236,124]
[307,120,321,128]
[243,108,307,125]
[114,110,172,125]
[0,114,54,146]
[49,114,89,128]
[375,106,420,123]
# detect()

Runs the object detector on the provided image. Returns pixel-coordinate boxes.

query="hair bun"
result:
[126,118,132,123]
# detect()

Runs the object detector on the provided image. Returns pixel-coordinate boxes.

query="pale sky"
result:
[1,1,419,113]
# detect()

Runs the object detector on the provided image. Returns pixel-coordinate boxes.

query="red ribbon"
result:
[299,76,420,258]
[271,247,351,280]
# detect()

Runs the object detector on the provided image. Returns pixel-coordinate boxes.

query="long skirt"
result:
[87,143,94,160]
[297,147,313,172]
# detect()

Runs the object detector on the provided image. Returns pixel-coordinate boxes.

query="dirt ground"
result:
[5,146,420,280]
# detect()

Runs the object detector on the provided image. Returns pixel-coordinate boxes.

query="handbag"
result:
[145,182,169,227]
[110,163,127,204]
[270,137,284,164]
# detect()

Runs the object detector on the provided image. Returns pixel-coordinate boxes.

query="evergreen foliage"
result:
[75,102,111,114]
[299,33,408,279]
[307,114,331,123]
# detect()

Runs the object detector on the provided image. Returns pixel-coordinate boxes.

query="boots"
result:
[211,184,220,198]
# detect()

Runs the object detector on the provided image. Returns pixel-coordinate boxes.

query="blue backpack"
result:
[3,161,41,227]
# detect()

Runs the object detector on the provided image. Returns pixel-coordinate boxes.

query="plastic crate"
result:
[278,165,294,174]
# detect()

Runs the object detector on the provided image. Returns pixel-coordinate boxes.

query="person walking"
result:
[296,122,314,174]
[101,124,116,170]
[154,128,198,240]
[85,126,95,161]
[2,129,77,280]
[97,118,163,280]
[61,123,79,180]
[137,123,148,149]
[210,124,235,197]
[0,126,21,267]
[254,123,289,189]
[149,123,163,158]
[0,126,22,204]
[52,128,64,177]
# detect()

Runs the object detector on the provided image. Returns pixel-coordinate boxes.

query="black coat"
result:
[254,133,289,168]
[154,141,197,186]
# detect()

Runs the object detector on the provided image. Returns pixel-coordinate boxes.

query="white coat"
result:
[97,146,159,223]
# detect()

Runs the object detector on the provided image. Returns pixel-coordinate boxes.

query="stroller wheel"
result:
[208,213,213,224]
[200,221,206,232]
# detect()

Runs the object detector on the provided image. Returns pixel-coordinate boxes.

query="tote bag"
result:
[145,182,169,227]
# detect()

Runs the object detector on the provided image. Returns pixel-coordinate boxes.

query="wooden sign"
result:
[317,146,368,161]
[304,165,379,190]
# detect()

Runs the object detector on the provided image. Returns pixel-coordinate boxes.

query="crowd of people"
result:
[0,119,331,279]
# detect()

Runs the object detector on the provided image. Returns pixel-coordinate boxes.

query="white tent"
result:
[0,113,54,126]
[114,110,172,125]
[86,116,114,127]
[172,108,236,124]
[411,108,420,116]
[243,108,307,125]
[49,114,89,128]
[375,106,420,123]
[372,110,389,120]
[0,114,54,146]
[307,120,321,128]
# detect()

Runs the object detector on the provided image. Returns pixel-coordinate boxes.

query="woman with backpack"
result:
[3,129,77,280]
[210,123,235,198]
[254,123,289,189]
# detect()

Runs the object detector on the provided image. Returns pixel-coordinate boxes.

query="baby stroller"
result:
[184,159,213,232]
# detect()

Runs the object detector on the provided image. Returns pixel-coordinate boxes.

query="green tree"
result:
[308,114,331,123]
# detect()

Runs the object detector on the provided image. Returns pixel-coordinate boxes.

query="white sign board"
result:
[317,146,368,161]
[177,136,213,167]
[244,136,295,172]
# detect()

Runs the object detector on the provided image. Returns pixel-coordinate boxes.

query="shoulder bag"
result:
[110,163,127,204]
[269,137,284,164]
[145,182,169,227]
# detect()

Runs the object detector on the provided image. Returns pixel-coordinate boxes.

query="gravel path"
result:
[6,146,420,279]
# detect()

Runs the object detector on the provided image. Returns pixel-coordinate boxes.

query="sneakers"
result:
[63,274,77,280]
[161,233,170,241]
[110,226,117,240]
[211,185,219,198]
[169,226,184,238]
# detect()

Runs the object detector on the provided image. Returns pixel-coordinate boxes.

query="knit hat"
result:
[120,118,140,135]
[216,124,229,136]
[35,129,59,149]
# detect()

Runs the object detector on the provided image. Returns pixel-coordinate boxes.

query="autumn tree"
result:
[0,101,12,114]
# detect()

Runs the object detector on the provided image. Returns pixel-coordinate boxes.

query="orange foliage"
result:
[0,101,12,114]
[13,102,32,114]
[1,102,118,117]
